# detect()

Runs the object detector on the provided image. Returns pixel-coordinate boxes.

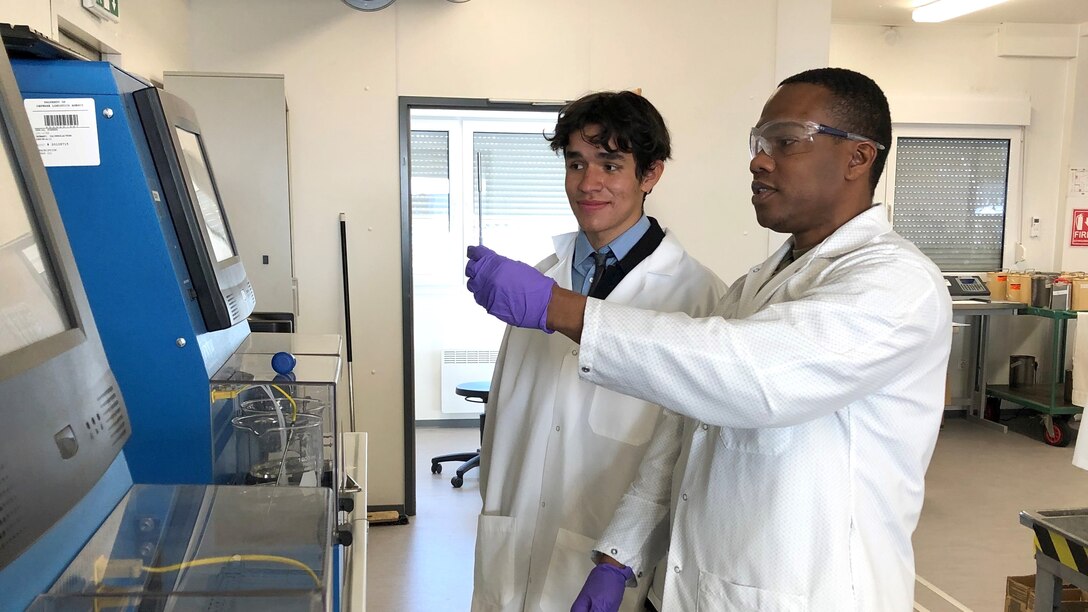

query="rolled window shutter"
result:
[410,130,451,219]
[472,132,568,218]
[892,137,1010,271]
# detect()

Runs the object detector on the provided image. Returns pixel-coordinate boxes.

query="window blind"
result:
[472,132,568,217]
[892,137,1010,271]
[409,130,450,219]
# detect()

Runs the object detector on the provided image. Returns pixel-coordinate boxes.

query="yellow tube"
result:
[142,554,320,587]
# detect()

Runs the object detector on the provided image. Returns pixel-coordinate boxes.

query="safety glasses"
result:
[749,120,887,159]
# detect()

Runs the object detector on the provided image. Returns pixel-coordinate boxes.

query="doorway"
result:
[398,98,566,514]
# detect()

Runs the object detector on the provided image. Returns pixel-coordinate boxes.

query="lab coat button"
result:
[701,424,709,431]
[681,493,688,501]
[572,349,578,356]
[581,366,590,373]
[637,571,643,578]
[610,548,618,555]
[673,566,681,573]
[555,426,561,432]
[541,501,546,508]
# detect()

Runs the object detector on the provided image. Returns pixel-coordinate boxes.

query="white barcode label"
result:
[22,98,99,167]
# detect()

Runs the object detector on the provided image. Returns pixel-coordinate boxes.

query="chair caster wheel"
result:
[451,476,463,488]
[431,463,442,474]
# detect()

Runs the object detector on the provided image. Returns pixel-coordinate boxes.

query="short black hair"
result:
[780,67,891,195]
[547,91,670,180]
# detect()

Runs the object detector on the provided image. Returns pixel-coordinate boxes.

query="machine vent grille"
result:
[226,293,240,320]
[0,465,24,557]
[100,386,127,445]
[85,386,126,445]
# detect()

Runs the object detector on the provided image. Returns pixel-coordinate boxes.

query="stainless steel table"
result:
[952,299,1026,432]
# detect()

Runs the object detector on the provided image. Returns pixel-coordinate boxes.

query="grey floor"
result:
[367,415,1088,611]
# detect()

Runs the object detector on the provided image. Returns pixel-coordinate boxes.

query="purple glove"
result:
[465,245,556,333]
[570,563,634,612]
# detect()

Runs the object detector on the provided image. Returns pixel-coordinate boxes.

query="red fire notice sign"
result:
[1073,209,1088,246]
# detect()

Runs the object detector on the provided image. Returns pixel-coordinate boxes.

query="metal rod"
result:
[476,151,483,245]
[339,213,357,434]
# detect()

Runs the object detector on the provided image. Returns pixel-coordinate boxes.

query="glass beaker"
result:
[232,413,323,486]
[239,397,327,418]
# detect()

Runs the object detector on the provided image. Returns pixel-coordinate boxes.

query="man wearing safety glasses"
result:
[465,68,952,611]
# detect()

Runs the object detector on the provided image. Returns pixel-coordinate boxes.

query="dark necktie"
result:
[587,250,611,297]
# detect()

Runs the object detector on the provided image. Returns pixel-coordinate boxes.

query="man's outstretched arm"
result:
[546,285,587,343]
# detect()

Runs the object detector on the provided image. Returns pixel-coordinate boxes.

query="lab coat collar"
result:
[739,204,888,313]
[549,228,685,300]
[811,204,891,259]
[547,232,578,290]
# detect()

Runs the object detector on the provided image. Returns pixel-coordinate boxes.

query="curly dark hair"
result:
[780,68,892,195]
[546,91,671,180]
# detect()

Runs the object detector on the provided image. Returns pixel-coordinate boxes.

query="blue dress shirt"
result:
[571,215,651,296]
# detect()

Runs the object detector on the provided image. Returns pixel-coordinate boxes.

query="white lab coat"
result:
[583,206,952,611]
[471,229,726,612]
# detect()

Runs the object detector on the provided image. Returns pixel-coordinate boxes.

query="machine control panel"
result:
[944,274,990,299]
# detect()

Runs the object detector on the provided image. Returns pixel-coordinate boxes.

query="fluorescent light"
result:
[912,0,1010,22]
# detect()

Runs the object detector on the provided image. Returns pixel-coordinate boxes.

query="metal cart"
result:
[986,307,1083,446]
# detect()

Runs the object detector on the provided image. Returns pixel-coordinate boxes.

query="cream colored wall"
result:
[187,0,808,507]
[0,2,50,33]
[0,0,189,82]
[1060,29,1088,271]
[832,23,1082,392]
[832,23,1072,274]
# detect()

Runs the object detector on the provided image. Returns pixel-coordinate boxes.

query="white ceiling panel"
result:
[832,0,1088,26]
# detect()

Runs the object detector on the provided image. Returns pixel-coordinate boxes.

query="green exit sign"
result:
[82,0,119,22]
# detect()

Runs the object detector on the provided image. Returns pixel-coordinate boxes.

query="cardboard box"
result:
[1006,574,1088,611]
[1072,278,1088,311]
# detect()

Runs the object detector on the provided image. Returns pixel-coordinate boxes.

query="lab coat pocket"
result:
[472,514,517,609]
[717,426,792,456]
[697,571,807,612]
[539,528,597,611]
[588,395,659,446]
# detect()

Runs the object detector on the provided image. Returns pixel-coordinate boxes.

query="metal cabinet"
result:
[163,72,297,317]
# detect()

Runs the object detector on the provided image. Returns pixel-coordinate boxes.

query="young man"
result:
[470,91,725,612]
[467,69,953,611]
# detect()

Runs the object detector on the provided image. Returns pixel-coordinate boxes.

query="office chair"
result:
[430,381,489,488]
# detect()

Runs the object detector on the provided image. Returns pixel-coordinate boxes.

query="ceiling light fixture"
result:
[342,0,396,11]
[911,0,1010,23]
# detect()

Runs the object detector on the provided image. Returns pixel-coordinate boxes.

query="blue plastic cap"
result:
[271,351,297,375]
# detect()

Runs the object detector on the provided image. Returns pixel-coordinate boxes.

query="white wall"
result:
[0,0,190,82]
[187,0,827,508]
[1060,28,1088,271]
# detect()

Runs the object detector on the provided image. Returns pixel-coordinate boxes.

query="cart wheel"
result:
[451,475,464,488]
[1044,418,1072,447]
[431,463,442,474]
